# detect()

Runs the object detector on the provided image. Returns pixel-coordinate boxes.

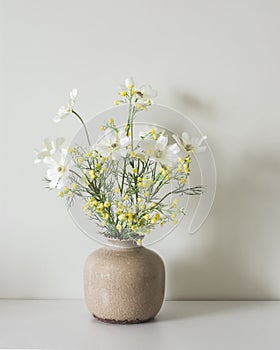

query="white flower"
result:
[43,149,69,189]
[125,77,135,89]
[140,85,157,99]
[173,132,207,154]
[53,88,78,123]
[34,137,65,164]
[140,134,180,166]
[95,130,130,160]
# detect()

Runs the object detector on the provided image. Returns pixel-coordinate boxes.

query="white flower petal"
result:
[43,156,57,168]
[197,136,207,147]
[156,135,168,151]
[168,143,180,155]
[44,138,52,150]
[70,88,78,101]
[140,85,158,98]
[47,168,60,179]
[125,77,135,88]
[55,137,65,148]
[119,136,130,148]
[182,132,191,145]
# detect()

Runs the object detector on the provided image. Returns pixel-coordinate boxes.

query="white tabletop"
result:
[0,300,279,350]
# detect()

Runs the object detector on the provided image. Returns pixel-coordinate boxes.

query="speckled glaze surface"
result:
[84,239,165,324]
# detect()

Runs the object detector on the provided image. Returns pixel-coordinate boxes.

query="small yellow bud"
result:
[130,151,136,157]
[104,201,110,208]
[132,168,138,174]
[146,229,151,235]
[144,192,149,198]
[173,219,178,225]
[68,147,74,153]
[150,202,156,208]
[58,191,64,198]
[144,214,150,220]
[71,183,77,190]
[64,186,69,193]
[120,90,127,96]
[116,224,122,231]
[102,213,109,219]
[77,157,84,165]
[116,209,123,215]
[102,221,106,226]
[114,100,120,106]
[124,194,129,201]
[179,177,187,184]
[137,198,143,203]
[131,225,137,231]
[99,126,105,131]
[154,213,160,220]
[136,239,142,246]
[89,170,96,179]
[108,118,114,124]
[86,151,93,157]
[67,191,74,197]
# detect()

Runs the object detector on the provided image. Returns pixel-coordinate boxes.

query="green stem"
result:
[72,110,91,147]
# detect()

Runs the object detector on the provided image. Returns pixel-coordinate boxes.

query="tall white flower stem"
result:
[72,110,91,147]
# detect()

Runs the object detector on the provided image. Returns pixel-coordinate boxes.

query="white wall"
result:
[1,0,280,300]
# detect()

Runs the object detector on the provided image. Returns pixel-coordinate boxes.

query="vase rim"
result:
[106,238,140,249]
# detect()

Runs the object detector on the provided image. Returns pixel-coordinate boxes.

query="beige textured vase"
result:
[84,239,165,324]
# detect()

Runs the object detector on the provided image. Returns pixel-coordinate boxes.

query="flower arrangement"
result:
[35,78,207,245]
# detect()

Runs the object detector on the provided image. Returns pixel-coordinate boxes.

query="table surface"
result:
[0,300,279,350]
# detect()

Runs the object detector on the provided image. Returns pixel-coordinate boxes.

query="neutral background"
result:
[1,0,280,300]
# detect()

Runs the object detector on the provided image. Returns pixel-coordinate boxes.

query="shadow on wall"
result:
[166,91,280,301]
[171,89,217,121]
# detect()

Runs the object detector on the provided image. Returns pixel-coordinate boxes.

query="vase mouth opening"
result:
[106,238,140,249]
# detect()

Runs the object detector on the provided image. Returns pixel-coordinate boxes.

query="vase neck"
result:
[106,238,139,249]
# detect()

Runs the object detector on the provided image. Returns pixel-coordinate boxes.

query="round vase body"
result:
[84,240,165,324]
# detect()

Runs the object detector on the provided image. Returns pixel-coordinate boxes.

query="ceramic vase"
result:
[84,239,165,324]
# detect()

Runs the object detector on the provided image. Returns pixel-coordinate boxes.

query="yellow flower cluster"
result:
[58,184,78,198]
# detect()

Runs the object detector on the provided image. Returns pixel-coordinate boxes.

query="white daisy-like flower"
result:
[53,88,78,123]
[140,134,180,166]
[34,137,65,164]
[95,130,130,160]
[43,149,69,189]
[173,132,207,154]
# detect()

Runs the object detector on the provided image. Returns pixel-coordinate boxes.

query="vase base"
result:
[92,313,154,325]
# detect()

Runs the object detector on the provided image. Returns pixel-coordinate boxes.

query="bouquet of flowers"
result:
[35,78,207,245]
